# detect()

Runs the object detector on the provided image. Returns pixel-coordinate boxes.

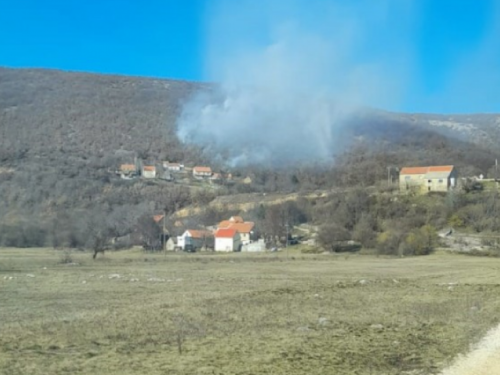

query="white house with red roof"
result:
[119,164,138,178]
[142,165,156,179]
[217,216,254,245]
[163,162,184,172]
[193,166,212,178]
[214,228,241,252]
[399,165,457,193]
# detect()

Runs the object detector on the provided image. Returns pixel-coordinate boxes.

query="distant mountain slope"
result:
[382,111,500,148]
[1,66,499,166]
[0,67,204,165]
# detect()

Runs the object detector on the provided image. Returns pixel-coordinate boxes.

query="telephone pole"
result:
[285,223,289,260]
[163,210,167,252]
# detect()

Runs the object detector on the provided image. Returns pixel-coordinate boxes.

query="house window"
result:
[438,179,443,183]
[428,180,432,183]
[405,176,411,180]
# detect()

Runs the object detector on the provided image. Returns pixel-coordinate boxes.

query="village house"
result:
[177,229,214,251]
[153,214,164,224]
[217,216,255,245]
[214,228,241,252]
[193,166,212,178]
[399,165,457,193]
[242,176,252,185]
[119,164,138,178]
[211,173,222,180]
[163,162,184,172]
[142,165,156,179]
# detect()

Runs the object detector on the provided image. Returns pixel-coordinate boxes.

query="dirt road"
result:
[439,324,500,375]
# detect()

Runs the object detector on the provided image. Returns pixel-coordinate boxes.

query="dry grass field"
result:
[1,248,500,375]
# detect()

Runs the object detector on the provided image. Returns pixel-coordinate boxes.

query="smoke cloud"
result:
[177,0,414,166]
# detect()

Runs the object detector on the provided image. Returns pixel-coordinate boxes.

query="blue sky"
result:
[0,0,498,113]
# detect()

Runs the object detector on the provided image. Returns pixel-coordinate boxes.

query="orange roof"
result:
[218,221,254,234]
[143,166,156,171]
[193,166,212,173]
[153,215,164,223]
[230,216,244,223]
[400,165,453,175]
[215,228,238,238]
[120,164,136,171]
[428,165,454,172]
[187,230,213,239]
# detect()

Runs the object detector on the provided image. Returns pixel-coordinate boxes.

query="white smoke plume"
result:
[177,0,414,166]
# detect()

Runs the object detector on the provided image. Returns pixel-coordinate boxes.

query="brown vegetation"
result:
[1,67,500,252]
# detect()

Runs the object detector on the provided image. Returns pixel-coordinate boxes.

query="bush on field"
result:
[377,225,438,256]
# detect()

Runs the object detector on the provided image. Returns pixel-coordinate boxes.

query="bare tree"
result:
[84,213,112,259]
[136,214,162,251]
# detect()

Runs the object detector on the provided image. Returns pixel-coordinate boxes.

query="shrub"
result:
[402,225,437,256]
[317,223,351,252]
[58,249,74,264]
[377,225,437,256]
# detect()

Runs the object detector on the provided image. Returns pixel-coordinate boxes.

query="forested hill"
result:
[0,67,204,165]
[1,66,499,167]
[0,66,499,248]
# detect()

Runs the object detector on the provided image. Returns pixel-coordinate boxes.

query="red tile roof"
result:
[187,230,213,239]
[120,164,136,171]
[400,165,453,175]
[215,228,238,238]
[153,215,164,223]
[428,165,454,172]
[193,166,212,173]
[218,221,255,233]
[143,166,156,171]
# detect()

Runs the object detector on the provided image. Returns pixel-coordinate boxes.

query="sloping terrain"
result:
[1,66,499,247]
[0,67,202,164]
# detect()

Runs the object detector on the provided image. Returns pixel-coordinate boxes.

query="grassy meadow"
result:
[1,248,500,375]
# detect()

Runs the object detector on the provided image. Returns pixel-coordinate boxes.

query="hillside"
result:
[0,67,205,164]
[1,66,500,248]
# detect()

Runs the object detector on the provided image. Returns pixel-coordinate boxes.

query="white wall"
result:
[177,232,193,250]
[242,240,265,252]
[215,237,234,252]
[239,232,251,245]
[143,170,156,178]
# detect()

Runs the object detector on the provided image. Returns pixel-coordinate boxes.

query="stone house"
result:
[399,165,457,193]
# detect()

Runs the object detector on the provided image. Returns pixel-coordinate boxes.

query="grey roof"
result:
[424,171,452,179]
